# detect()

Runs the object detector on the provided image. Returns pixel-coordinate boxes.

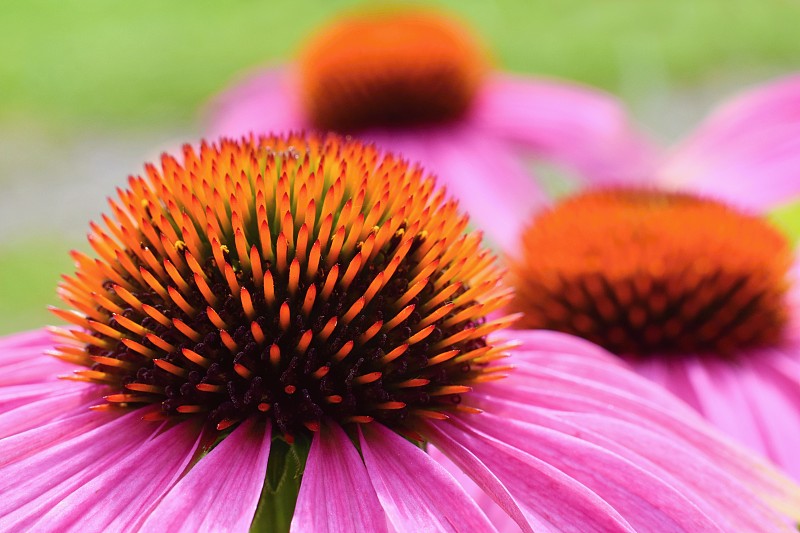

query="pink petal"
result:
[205,66,308,140]
[396,123,549,250]
[364,126,548,251]
[487,396,786,531]
[0,328,75,385]
[681,357,770,457]
[662,74,800,211]
[477,351,800,521]
[0,409,159,530]
[472,74,657,186]
[497,329,620,363]
[139,418,271,533]
[0,385,103,439]
[425,420,632,532]
[0,381,97,414]
[0,329,53,352]
[425,444,519,532]
[291,421,387,532]
[0,409,118,468]
[757,349,800,478]
[460,413,722,531]
[358,422,495,532]
[29,420,203,531]
[632,344,800,481]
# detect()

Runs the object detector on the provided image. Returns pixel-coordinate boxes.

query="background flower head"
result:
[207,7,655,250]
[476,75,800,479]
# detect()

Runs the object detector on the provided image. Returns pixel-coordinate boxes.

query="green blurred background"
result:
[2,0,800,334]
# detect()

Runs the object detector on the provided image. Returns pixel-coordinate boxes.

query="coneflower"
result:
[465,74,800,480]
[0,133,798,531]
[206,8,653,250]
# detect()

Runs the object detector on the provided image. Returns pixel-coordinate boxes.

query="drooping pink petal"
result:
[757,349,800,478]
[477,399,786,531]
[358,422,495,532]
[206,67,308,140]
[677,357,770,457]
[291,421,387,532]
[478,347,800,521]
[629,344,800,481]
[662,74,800,211]
[471,74,657,187]
[28,420,203,532]
[139,418,271,533]
[363,126,548,251]
[458,413,726,531]
[425,419,633,533]
[0,409,159,530]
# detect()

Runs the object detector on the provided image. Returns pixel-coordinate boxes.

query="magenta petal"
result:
[0,409,118,468]
[291,421,386,532]
[206,67,308,140]
[359,422,495,532]
[0,328,75,385]
[633,346,800,481]
[663,74,800,211]
[0,409,158,530]
[29,420,203,531]
[472,74,657,186]
[139,418,271,533]
[550,411,789,531]
[476,351,800,521]
[364,126,548,251]
[425,420,632,533]
[759,349,800,476]
[0,386,103,439]
[460,413,724,531]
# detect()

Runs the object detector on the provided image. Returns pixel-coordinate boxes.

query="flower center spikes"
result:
[509,189,792,357]
[53,134,510,437]
[299,10,486,132]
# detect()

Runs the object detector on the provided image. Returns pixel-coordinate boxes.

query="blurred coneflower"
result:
[1,133,799,531]
[207,8,653,250]
[478,75,800,479]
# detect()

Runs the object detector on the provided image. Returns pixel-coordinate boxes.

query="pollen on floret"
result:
[298,9,487,132]
[509,189,792,357]
[50,133,512,438]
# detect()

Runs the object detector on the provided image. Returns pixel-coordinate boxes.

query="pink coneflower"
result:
[207,8,653,250]
[484,75,800,479]
[1,133,799,531]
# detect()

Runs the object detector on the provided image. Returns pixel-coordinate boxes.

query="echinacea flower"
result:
[2,133,800,531]
[206,8,654,250]
[467,75,800,479]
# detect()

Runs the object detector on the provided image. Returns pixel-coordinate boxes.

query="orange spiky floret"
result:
[509,188,792,357]
[52,133,511,437]
[299,9,487,132]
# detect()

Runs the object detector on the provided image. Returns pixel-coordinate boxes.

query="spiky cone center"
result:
[298,9,487,132]
[509,188,792,357]
[51,133,513,439]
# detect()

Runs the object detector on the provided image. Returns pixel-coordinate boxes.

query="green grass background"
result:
[1,0,800,334]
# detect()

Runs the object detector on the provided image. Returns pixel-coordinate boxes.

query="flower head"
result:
[52,133,510,438]
[511,188,792,356]
[299,10,486,131]
[2,133,799,531]
[457,74,800,478]
[208,8,653,250]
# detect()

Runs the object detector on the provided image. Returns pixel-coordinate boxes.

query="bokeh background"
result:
[2,0,800,334]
